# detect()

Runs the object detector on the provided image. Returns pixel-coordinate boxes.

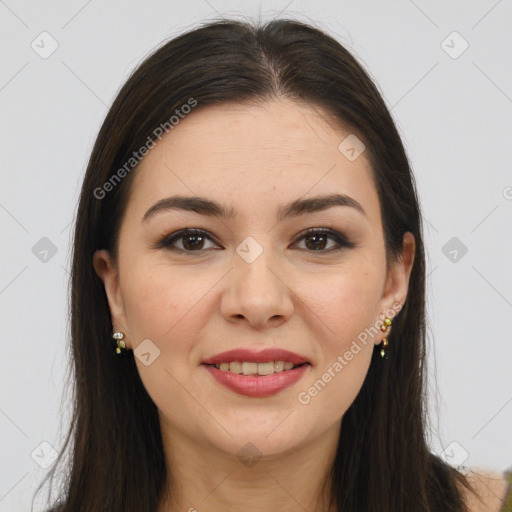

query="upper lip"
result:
[201,348,310,366]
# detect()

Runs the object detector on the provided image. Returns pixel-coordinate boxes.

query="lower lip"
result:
[202,363,310,397]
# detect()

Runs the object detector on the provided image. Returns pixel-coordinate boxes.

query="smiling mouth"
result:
[203,361,310,376]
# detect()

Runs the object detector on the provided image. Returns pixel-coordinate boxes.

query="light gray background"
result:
[1,1,511,510]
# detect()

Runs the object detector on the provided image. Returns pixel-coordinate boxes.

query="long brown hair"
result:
[35,17,477,512]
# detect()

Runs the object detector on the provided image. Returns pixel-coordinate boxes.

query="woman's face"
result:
[94,98,414,459]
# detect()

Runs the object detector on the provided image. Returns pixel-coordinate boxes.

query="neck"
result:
[157,418,341,512]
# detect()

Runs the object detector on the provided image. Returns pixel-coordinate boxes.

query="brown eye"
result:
[181,233,206,250]
[293,228,354,253]
[154,227,354,254]
[155,229,220,252]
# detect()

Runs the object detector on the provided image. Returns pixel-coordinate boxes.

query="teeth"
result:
[242,362,258,375]
[230,361,242,374]
[257,362,275,375]
[212,360,303,375]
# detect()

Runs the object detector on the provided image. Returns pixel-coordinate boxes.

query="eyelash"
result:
[154,227,355,254]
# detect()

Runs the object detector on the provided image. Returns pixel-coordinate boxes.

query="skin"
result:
[94,98,415,512]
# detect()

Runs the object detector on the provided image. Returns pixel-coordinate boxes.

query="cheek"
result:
[306,348,373,421]
[121,262,221,342]
[297,266,383,349]
[296,273,378,418]
[291,263,382,414]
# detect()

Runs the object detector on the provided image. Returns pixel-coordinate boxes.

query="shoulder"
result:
[458,467,511,512]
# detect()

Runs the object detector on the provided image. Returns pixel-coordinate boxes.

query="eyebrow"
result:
[142,193,367,223]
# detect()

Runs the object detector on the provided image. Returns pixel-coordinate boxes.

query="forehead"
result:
[125,99,380,225]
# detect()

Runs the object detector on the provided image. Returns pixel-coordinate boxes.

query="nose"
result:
[220,245,295,329]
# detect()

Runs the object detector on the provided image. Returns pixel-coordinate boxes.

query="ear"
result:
[93,249,131,347]
[376,232,415,344]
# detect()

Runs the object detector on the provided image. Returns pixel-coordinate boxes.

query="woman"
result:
[36,17,511,512]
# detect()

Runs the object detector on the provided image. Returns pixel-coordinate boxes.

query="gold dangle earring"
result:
[379,317,392,359]
[113,332,127,355]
